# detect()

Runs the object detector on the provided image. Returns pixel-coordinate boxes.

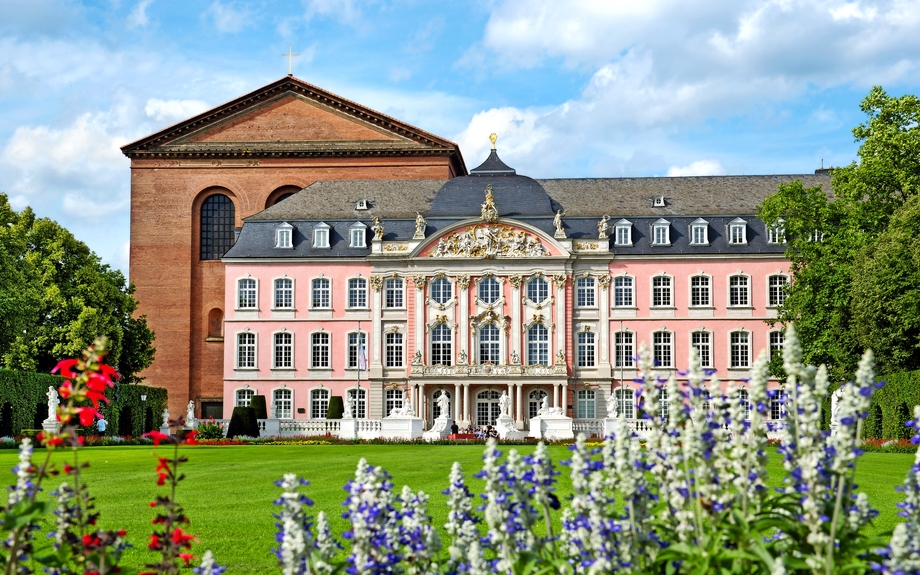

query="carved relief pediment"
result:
[428,225,548,259]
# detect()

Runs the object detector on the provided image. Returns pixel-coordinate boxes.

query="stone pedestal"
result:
[603,418,619,438]
[529,414,574,441]
[423,416,452,441]
[160,424,171,436]
[338,418,358,440]
[496,414,526,440]
[42,419,59,437]
[381,417,424,440]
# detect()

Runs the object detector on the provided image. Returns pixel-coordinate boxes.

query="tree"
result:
[0,193,156,383]
[758,87,920,379]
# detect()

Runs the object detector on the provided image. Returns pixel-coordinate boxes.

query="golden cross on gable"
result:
[282,45,300,75]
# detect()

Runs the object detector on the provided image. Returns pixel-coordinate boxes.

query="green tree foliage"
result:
[758,87,920,379]
[0,193,155,382]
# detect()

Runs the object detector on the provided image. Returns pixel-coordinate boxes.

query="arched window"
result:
[527,324,549,365]
[526,277,549,304]
[200,194,235,260]
[528,389,548,419]
[235,387,254,407]
[478,277,501,304]
[273,388,293,419]
[346,388,367,419]
[207,308,223,339]
[479,324,500,364]
[431,278,452,304]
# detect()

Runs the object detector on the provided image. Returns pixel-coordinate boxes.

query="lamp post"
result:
[140,394,147,433]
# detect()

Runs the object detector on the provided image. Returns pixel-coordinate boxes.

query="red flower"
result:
[58,380,73,400]
[143,431,171,446]
[117,529,127,537]
[76,407,100,427]
[98,364,120,381]
[179,553,195,566]
[182,430,199,445]
[155,457,171,472]
[148,534,162,550]
[63,463,74,475]
[52,358,80,378]
[156,472,167,486]
[171,528,195,547]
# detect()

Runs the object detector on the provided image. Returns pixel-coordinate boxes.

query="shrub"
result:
[195,419,225,440]
[894,401,913,439]
[226,406,259,438]
[250,395,268,420]
[327,396,344,419]
[865,402,884,439]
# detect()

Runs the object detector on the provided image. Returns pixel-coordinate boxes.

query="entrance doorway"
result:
[475,390,502,426]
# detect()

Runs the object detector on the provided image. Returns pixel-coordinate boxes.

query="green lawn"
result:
[0,444,913,574]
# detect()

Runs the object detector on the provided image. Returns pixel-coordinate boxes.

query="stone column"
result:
[553,383,560,408]
[463,383,470,425]
[561,383,569,417]
[413,275,426,363]
[370,275,383,378]
[553,274,567,367]
[457,275,470,364]
[509,275,523,364]
[597,274,611,376]
[454,383,461,420]
[515,383,523,426]
[418,382,426,428]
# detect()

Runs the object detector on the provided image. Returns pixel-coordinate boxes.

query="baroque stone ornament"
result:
[383,244,408,252]
[372,216,384,241]
[480,184,499,223]
[508,274,523,289]
[597,274,611,289]
[555,350,566,365]
[553,209,566,238]
[597,215,610,239]
[412,275,428,290]
[455,274,470,290]
[369,275,383,291]
[552,274,568,288]
[413,212,426,239]
[429,225,548,259]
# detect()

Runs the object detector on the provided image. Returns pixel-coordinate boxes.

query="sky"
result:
[2,0,920,276]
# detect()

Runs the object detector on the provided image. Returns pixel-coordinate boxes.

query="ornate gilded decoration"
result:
[383,244,408,252]
[411,363,567,377]
[369,275,383,291]
[430,225,548,259]
[489,133,498,150]
[508,274,523,289]
[434,271,448,280]
[574,241,598,250]
[412,275,428,290]
[555,350,566,365]
[480,185,499,223]
[597,274,611,289]
[597,215,610,240]
[434,314,448,325]
[553,209,566,239]
[531,314,545,324]
[551,274,567,288]
[455,274,470,290]
[372,216,384,241]
[413,212,426,239]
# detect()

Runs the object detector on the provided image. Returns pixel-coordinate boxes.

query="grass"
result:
[0,443,913,574]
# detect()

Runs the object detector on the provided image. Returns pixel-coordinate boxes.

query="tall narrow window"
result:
[770,391,786,420]
[576,277,596,307]
[738,389,751,420]
[658,389,669,420]
[200,194,235,260]
[235,388,254,407]
[385,389,404,417]
[310,388,329,419]
[275,223,293,249]
[348,278,367,308]
[690,219,709,245]
[615,220,632,246]
[478,277,501,304]
[349,224,366,248]
[652,276,672,307]
[615,388,635,419]
[313,223,330,249]
[652,219,670,246]
[274,278,293,309]
[576,389,596,419]
[273,332,293,369]
[728,218,748,244]
[479,324,501,364]
[347,333,366,369]
[691,331,711,367]
[526,277,549,304]
[272,388,292,419]
[614,332,634,368]
[729,275,750,306]
[769,331,785,360]
[384,278,404,308]
[768,220,785,244]
[653,331,672,367]
[690,275,711,306]
[768,275,788,307]
[431,324,452,366]
[311,332,329,368]
[730,331,750,368]
[238,278,257,309]
[236,332,256,368]
[346,389,367,419]
[312,278,330,308]
[527,324,549,365]
[430,278,452,304]
[613,276,634,307]
[385,332,404,367]
[577,332,596,367]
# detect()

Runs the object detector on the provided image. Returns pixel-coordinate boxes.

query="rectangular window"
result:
[348,278,367,308]
[729,276,750,306]
[576,277,595,307]
[385,332,404,367]
[691,331,711,367]
[347,333,365,369]
[273,389,292,419]
[311,278,330,308]
[350,228,365,248]
[730,331,750,368]
[313,228,329,249]
[615,389,635,419]
[653,331,672,367]
[767,222,785,244]
[527,325,549,366]
[238,278,257,309]
[274,278,293,309]
[576,390,596,419]
[385,389,404,417]
[236,332,255,368]
[311,332,329,368]
[614,332,634,368]
[730,224,747,244]
[691,224,708,245]
[478,325,501,364]
[768,275,788,307]
[652,276,672,307]
[770,331,785,360]
[384,278,404,308]
[690,276,711,306]
[577,332,596,367]
[347,389,367,419]
[430,325,452,366]
[273,332,293,369]
[613,277,634,307]
[276,228,292,249]
[235,388,254,407]
[770,391,786,420]
[653,224,670,245]
[311,389,329,419]
[615,224,631,246]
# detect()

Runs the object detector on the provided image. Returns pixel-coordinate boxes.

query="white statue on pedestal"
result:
[186,401,195,421]
[436,391,450,419]
[498,391,511,417]
[607,393,619,418]
[830,387,844,435]
[45,386,59,422]
[344,394,354,419]
[162,408,170,427]
[538,396,549,416]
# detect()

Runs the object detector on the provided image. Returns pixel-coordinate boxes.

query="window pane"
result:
[385,279,404,308]
[236,332,255,368]
[769,275,788,306]
[653,332,672,367]
[238,279,257,309]
[729,276,749,306]
[348,279,367,308]
[614,332,634,367]
[730,331,750,368]
[312,278,330,308]
[200,194,235,260]
[478,278,501,304]
[311,332,329,368]
[385,333,403,367]
[614,277,633,307]
[526,277,549,303]
[527,324,549,365]
[691,276,710,306]
[479,325,501,364]
[274,332,292,368]
[431,325,452,366]
[274,278,293,308]
[576,277,595,307]
[691,332,711,367]
[577,332,595,367]
[652,276,672,307]
[431,278,452,304]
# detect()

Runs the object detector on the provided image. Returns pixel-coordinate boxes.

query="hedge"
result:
[0,368,167,438]
[250,395,268,420]
[822,369,920,439]
[327,396,344,419]
[227,406,259,438]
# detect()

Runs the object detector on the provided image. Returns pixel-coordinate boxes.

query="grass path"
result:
[0,444,912,573]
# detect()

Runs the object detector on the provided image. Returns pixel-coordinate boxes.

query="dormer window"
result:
[652,219,671,246]
[313,222,330,249]
[275,222,293,249]
[355,199,368,210]
[767,219,786,244]
[349,222,367,248]
[728,218,747,245]
[614,219,632,246]
[653,195,666,207]
[690,218,709,246]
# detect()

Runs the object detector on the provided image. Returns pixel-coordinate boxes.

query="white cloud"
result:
[127,0,154,29]
[204,1,252,33]
[453,107,551,168]
[144,98,210,126]
[303,0,363,25]
[666,160,727,177]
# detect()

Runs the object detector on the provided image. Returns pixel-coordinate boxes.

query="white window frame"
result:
[658,389,669,420]
[310,387,330,419]
[651,219,671,246]
[614,219,633,246]
[477,276,502,305]
[385,331,404,368]
[235,330,257,369]
[234,386,256,407]
[346,388,367,419]
[526,323,549,366]
[576,331,596,368]
[728,218,748,245]
[385,389,404,417]
[769,330,785,360]
[613,275,635,308]
[691,330,712,368]
[689,218,709,246]
[430,277,453,305]
[650,274,673,308]
[728,274,751,307]
[237,277,258,310]
[614,331,635,368]
[272,386,293,419]
[275,222,293,249]
[729,330,751,369]
[272,330,294,370]
[575,276,596,308]
[767,219,785,244]
[313,222,330,249]
[768,274,789,307]
[273,276,294,310]
[615,388,635,419]
[349,222,367,248]
[384,278,405,309]
[653,195,666,207]
[770,390,787,420]
[430,324,452,366]
[477,323,502,365]
[576,389,596,419]
[311,277,331,309]
[346,331,369,369]
[652,330,673,368]
[526,276,549,305]
[689,274,712,307]
[310,330,330,369]
[347,277,368,309]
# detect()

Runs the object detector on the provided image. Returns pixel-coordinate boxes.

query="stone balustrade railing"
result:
[410,363,567,377]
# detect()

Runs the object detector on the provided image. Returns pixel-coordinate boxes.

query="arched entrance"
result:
[475,389,502,426]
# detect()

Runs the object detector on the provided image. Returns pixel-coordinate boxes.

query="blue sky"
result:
[2,0,920,275]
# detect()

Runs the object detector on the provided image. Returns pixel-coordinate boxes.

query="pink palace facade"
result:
[221,144,831,430]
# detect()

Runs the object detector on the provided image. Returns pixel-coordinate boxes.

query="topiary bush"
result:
[864,403,884,439]
[250,395,268,420]
[226,406,259,438]
[327,396,344,419]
